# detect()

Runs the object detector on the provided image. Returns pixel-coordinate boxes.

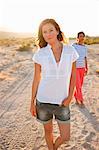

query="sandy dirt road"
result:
[0,44,99,150]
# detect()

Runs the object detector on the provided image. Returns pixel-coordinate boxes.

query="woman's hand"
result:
[61,96,72,107]
[30,102,36,117]
[84,69,88,76]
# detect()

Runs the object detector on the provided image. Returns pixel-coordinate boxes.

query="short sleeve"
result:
[32,50,41,65]
[72,46,79,62]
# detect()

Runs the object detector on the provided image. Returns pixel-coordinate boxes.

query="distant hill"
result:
[0,31,33,39]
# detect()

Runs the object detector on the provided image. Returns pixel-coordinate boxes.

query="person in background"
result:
[30,18,79,150]
[72,31,88,106]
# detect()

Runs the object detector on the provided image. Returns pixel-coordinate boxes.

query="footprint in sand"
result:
[20,142,26,148]
[85,131,96,142]
[82,129,88,135]
[90,111,96,116]
[82,142,95,150]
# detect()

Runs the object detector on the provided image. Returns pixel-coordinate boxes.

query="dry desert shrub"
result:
[85,36,99,45]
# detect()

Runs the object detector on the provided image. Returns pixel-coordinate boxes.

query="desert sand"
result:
[0,42,99,150]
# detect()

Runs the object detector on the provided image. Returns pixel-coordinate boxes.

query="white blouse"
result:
[32,44,79,105]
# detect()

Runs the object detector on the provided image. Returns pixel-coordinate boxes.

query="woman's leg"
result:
[54,123,70,150]
[80,68,85,86]
[74,68,83,102]
[79,68,86,104]
[43,120,54,150]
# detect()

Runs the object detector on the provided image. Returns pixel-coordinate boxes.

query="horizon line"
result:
[0,30,99,38]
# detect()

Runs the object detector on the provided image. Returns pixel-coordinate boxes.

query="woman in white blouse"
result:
[30,18,79,150]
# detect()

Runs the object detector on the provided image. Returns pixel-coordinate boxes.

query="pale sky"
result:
[0,0,99,37]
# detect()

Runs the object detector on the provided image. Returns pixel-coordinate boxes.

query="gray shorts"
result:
[36,100,70,124]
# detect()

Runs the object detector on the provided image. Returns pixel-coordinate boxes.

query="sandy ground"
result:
[0,42,99,150]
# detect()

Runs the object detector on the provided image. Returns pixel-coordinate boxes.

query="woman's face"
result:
[78,33,85,43]
[42,23,59,44]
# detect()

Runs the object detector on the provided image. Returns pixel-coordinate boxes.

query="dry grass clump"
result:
[84,36,99,45]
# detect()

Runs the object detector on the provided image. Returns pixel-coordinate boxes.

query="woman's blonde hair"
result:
[37,18,67,48]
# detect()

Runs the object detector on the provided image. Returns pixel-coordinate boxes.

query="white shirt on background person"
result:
[72,43,87,68]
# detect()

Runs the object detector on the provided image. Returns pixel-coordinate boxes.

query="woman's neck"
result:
[77,41,84,45]
[50,41,63,52]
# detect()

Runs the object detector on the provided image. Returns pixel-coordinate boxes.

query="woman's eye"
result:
[43,31,47,34]
[43,29,53,34]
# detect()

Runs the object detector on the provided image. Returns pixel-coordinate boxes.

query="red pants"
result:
[74,68,85,102]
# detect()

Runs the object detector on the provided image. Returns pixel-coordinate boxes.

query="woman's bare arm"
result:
[85,57,88,71]
[31,63,41,104]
